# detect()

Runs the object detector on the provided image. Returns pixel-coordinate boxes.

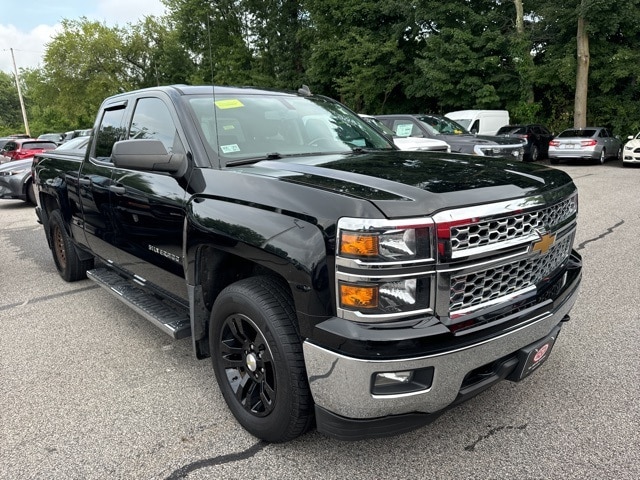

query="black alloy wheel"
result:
[210,276,313,442]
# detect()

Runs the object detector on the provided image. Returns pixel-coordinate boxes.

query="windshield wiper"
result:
[226,152,282,166]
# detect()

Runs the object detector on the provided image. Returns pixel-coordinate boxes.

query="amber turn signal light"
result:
[339,284,379,309]
[340,233,379,257]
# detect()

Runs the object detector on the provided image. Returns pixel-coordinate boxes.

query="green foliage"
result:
[0,71,23,135]
[12,0,640,137]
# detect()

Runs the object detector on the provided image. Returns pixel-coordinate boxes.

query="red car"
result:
[0,138,58,163]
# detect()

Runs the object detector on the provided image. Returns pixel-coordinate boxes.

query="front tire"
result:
[48,210,93,281]
[210,276,313,442]
[26,180,36,205]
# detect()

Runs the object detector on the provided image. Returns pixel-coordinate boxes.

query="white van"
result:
[445,110,509,136]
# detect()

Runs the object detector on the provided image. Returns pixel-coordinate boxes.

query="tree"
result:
[0,71,23,135]
[409,0,520,113]
[304,0,417,113]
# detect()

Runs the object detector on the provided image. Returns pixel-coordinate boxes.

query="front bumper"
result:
[0,176,26,200]
[304,257,581,439]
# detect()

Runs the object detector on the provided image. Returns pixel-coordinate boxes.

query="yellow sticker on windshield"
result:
[215,99,244,109]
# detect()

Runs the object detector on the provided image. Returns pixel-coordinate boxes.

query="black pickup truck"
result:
[32,85,582,442]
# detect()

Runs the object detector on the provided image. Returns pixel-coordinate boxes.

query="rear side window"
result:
[94,106,127,161]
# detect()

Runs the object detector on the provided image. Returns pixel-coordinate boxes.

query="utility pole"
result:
[10,48,30,137]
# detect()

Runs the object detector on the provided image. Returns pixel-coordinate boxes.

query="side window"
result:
[94,106,127,161]
[599,130,608,138]
[393,121,418,138]
[470,120,479,133]
[129,97,184,154]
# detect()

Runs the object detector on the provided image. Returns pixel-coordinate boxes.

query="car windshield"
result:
[497,126,526,135]
[558,129,597,138]
[21,141,58,150]
[361,116,397,137]
[416,115,469,135]
[187,93,394,163]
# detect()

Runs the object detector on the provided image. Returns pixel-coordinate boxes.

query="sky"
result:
[0,0,167,74]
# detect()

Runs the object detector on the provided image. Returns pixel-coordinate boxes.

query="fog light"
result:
[375,371,412,387]
[371,367,434,396]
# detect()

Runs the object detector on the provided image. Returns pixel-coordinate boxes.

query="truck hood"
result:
[237,151,573,218]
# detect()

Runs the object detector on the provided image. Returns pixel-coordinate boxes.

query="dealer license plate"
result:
[509,326,561,382]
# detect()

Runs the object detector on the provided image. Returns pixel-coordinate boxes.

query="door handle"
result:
[78,177,91,186]
[109,185,126,194]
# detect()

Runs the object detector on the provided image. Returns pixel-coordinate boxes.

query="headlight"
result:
[336,218,436,322]
[339,224,430,263]
[0,168,29,176]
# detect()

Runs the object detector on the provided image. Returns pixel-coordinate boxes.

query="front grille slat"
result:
[451,196,577,253]
[449,233,573,312]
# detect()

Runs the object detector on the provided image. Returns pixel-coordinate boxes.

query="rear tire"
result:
[597,148,606,164]
[210,276,313,442]
[49,210,94,281]
[530,145,539,162]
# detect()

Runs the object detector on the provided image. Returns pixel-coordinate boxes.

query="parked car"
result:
[0,138,58,163]
[376,114,525,160]
[0,135,31,162]
[37,133,65,144]
[0,158,36,204]
[622,132,640,167]
[496,124,554,162]
[359,114,450,152]
[548,127,622,165]
[0,136,90,205]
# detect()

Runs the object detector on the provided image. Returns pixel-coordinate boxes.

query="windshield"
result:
[558,129,596,138]
[188,93,394,163]
[361,115,397,137]
[416,115,469,135]
[496,126,526,135]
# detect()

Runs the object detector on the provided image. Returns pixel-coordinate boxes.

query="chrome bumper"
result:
[303,282,579,420]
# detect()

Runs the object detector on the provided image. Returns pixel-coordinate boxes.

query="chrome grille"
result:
[450,232,574,312]
[479,146,523,159]
[451,196,577,253]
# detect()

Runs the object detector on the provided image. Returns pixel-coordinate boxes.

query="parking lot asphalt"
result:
[1,159,639,479]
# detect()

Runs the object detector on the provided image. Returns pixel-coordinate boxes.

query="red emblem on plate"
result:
[534,344,549,363]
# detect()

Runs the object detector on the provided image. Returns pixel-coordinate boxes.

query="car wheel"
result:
[617,147,623,161]
[210,276,313,442]
[48,209,94,281]
[530,145,539,162]
[597,148,606,164]
[26,180,36,205]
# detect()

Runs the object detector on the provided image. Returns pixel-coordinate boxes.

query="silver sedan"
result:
[0,158,35,204]
[548,127,622,165]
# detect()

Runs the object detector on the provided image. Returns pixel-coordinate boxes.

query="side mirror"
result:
[628,135,634,140]
[112,139,186,174]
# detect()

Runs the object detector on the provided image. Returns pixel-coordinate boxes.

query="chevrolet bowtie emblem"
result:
[532,233,556,254]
